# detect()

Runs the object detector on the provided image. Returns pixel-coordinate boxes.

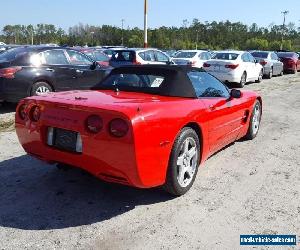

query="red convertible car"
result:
[15,65,262,196]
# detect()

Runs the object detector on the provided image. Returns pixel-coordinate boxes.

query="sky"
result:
[1,0,299,31]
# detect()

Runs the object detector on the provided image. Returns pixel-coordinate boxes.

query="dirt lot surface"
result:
[0,74,299,250]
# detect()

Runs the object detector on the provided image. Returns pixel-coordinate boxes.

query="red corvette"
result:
[15,65,262,196]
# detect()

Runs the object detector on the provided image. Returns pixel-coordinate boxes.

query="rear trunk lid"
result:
[204,59,239,73]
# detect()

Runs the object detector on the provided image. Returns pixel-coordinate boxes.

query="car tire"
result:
[238,72,247,88]
[31,81,53,96]
[280,69,284,76]
[255,70,263,83]
[245,100,262,140]
[267,67,273,79]
[293,66,297,74]
[163,127,200,196]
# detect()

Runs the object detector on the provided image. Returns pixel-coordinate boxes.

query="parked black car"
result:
[0,46,111,102]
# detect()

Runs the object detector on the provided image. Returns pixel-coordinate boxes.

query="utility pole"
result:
[90,31,95,46]
[31,26,34,45]
[121,19,125,46]
[196,30,199,50]
[144,0,148,48]
[281,10,289,50]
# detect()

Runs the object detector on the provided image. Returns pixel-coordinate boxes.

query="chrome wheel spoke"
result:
[177,156,184,166]
[188,146,196,158]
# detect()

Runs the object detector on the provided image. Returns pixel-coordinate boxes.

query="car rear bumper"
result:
[0,78,30,102]
[208,72,241,83]
[15,100,167,189]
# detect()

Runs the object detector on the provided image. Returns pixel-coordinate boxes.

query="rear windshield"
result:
[0,47,28,62]
[111,51,135,62]
[251,52,268,58]
[174,52,197,58]
[99,73,165,90]
[277,52,296,58]
[213,53,239,60]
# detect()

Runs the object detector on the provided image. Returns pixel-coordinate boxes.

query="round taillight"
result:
[85,115,103,133]
[109,118,129,137]
[18,104,27,120]
[30,105,41,122]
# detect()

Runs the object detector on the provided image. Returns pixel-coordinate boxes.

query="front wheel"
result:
[255,70,263,83]
[164,127,200,196]
[267,67,273,79]
[238,72,247,88]
[245,100,262,140]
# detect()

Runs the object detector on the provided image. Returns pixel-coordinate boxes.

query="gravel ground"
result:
[0,74,299,250]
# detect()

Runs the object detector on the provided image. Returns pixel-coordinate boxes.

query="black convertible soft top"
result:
[93,65,204,98]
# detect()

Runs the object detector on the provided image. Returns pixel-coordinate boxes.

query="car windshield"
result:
[0,47,28,62]
[277,52,295,58]
[174,52,197,58]
[213,53,239,60]
[251,52,268,58]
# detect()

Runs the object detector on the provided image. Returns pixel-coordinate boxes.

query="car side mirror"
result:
[90,61,98,70]
[230,89,242,98]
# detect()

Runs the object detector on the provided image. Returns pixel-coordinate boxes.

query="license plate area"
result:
[47,127,82,153]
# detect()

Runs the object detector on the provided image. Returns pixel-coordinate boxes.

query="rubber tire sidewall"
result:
[245,100,262,140]
[255,70,263,83]
[31,82,53,96]
[239,72,247,88]
[267,67,273,79]
[164,127,200,196]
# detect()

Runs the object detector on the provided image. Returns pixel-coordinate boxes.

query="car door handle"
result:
[76,69,84,74]
[46,68,54,72]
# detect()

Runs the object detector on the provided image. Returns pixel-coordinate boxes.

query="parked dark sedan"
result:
[0,46,111,102]
[277,52,300,74]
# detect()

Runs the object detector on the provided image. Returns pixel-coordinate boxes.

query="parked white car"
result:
[172,50,211,68]
[203,51,263,87]
[109,48,173,67]
[0,42,6,46]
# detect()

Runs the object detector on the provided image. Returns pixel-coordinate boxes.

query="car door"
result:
[40,49,76,91]
[188,71,246,154]
[143,50,157,64]
[65,49,102,89]
[270,52,279,75]
[247,53,258,80]
[197,52,208,68]
[154,50,170,65]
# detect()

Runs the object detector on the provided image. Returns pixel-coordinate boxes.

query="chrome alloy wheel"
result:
[176,137,198,188]
[252,103,261,135]
[36,86,50,95]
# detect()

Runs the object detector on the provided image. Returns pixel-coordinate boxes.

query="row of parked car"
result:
[0,43,299,103]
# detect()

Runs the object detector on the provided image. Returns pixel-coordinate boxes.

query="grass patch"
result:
[0,120,15,132]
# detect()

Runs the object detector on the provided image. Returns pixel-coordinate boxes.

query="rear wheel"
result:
[164,127,200,196]
[280,69,284,76]
[31,81,53,96]
[238,72,247,88]
[245,100,262,140]
[267,67,273,79]
[255,70,263,83]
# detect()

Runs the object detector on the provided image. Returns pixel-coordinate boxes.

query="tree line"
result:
[1,19,300,51]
